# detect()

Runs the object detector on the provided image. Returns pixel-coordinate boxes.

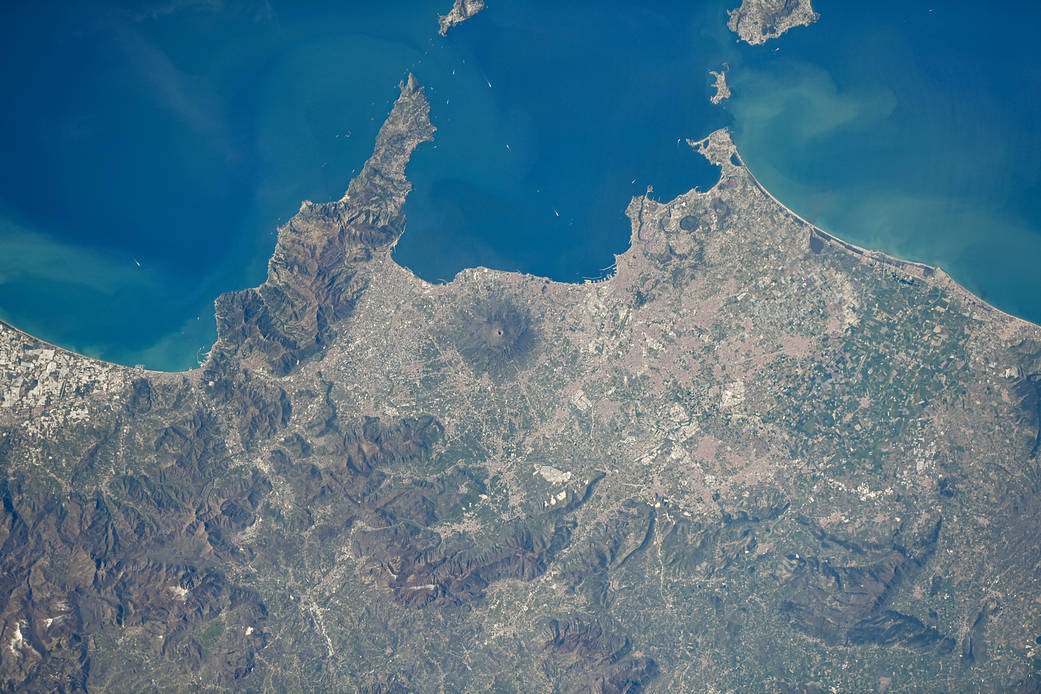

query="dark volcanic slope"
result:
[1,74,1041,693]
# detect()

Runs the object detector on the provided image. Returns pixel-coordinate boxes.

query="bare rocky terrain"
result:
[438,0,485,36]
[2,72,1041,692]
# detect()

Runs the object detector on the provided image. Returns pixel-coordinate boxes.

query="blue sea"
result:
[0,1,1039,370]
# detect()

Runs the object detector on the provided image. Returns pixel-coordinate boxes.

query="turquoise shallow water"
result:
[0,1,1039,370]
[723,0,1041,324]
[0,1,445,369]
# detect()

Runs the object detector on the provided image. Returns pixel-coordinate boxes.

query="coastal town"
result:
[2,66,1040,690]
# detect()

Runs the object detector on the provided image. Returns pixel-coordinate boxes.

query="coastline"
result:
[438,0,485,35]
[726,0,819,45]
[3,74,1041,691]
[727,145,1041,331]
[0,317,162,374]
[709,64,731,105]
[4,123,1039,382]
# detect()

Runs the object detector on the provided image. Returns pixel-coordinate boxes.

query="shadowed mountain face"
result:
[212,75,436,378]
[1,72,1041,692]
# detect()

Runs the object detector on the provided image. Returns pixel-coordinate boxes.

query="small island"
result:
[727,0,819,45]
[438,0,485,36]
[709,63,731,104]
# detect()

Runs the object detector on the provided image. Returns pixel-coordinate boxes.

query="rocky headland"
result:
[438,0,485,36]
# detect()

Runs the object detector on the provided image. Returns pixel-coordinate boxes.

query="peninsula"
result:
[438,0,485,36]
[2,74,1040,692]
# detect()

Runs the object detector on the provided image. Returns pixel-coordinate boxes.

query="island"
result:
[727,0,819,45]
[438,0,485,36]
[709,63,731,104]
[2,74,1040,692]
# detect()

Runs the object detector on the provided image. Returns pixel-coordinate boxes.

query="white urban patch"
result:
[534,464,572,485]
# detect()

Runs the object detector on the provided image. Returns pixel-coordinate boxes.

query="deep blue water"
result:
[396,2,729,282]
[724,0,1041,324]
[0,1,1038,370]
